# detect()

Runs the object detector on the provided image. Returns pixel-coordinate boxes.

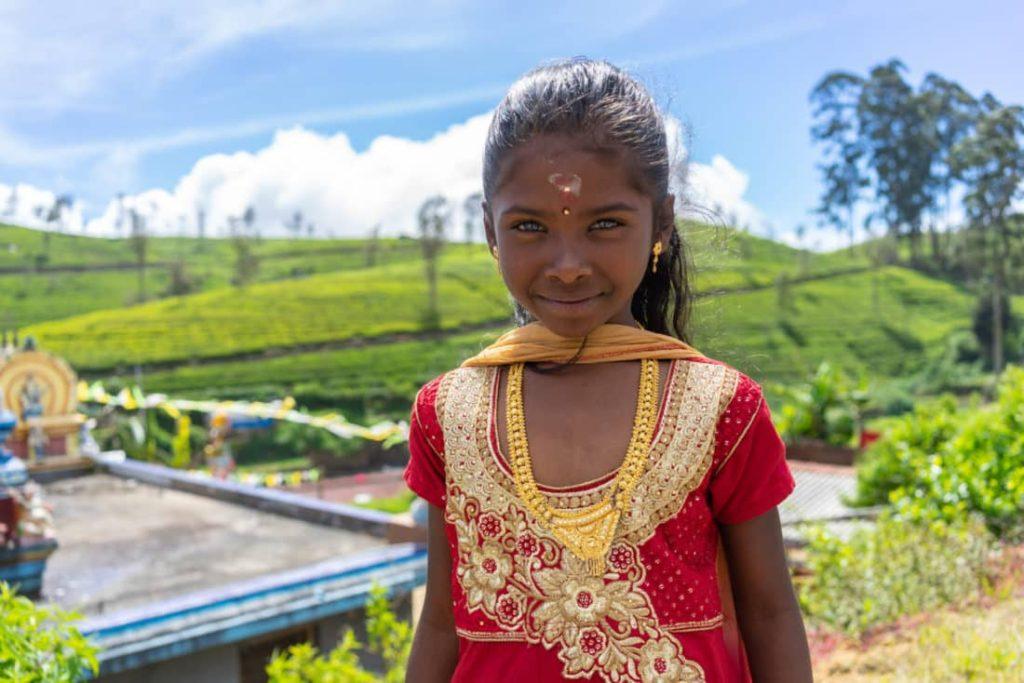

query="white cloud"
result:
[681,154,764,231]
[75,112,767,242]
[83,114,491,238]
[0,182,84,233]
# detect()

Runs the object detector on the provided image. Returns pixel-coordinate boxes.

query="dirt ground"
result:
[813,597,1024,681]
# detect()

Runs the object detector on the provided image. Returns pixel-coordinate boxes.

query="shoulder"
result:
[412,366,492,429]
[677,356,764,409]
[411,371,450,430]
[677,357,767,468]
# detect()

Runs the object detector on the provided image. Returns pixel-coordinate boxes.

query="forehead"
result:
[492,134,645,202]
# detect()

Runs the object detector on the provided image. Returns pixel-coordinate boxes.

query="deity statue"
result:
[19,372,45,422]
[203,411,236,479]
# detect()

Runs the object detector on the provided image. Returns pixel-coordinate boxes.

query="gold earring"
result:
[651,241,663,274]
[490,244,498,259]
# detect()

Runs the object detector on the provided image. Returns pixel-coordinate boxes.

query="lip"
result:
[535,293,603,311]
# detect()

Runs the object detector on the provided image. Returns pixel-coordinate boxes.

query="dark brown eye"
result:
[511,220,544,233]
[591,218,622,230]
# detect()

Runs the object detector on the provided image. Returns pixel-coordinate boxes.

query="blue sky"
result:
[0,0,1020,246]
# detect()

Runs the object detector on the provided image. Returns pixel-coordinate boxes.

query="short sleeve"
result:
[708,377,795,525]
[402,376,447,509]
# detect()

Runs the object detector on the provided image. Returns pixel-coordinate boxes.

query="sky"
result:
[0,0,1020,248]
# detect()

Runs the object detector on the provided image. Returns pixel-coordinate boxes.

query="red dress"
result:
[404,357,795,682]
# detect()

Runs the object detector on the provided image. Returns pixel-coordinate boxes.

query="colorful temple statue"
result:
[0,398,26,545]
[0,343,86,465]
[0,386,57,598]
[204,411,236,479]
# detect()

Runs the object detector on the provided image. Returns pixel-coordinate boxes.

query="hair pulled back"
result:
[483,57,694,342]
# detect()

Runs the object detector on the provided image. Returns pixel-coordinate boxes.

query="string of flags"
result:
[187,466,322,489]
[76,380,409,444]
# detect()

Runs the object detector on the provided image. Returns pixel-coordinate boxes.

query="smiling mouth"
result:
[537,293,602,305]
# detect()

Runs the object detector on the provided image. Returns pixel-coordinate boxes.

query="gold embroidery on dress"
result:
[437,361,736,683]
[664,615,725,633]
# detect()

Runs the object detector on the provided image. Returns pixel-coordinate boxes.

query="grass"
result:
[93,264,995,423]
[8,220,1003,419]
[113,328,504,409]
[351,488,417,514]
[234,456,313,474]
[814,596,1024,681]
[0,222,423,326]
[23,248,508,369]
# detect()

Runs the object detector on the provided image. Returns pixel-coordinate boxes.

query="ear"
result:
[483,200,497,252]
[654,193,676,246]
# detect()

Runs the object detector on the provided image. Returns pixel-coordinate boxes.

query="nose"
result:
[545,236,592,285]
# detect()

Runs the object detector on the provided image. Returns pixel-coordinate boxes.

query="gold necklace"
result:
[505,359,660,575]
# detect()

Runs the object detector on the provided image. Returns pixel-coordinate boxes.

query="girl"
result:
[403,58,812,682]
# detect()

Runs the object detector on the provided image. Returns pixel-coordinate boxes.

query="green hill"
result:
[0,223,423,326]
[7,221,995,421]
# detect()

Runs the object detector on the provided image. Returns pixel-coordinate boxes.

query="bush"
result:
[851,394,963,506]
[797,514,992,636]
[0,581,99,681]
[854,366,1024,538]
[773,361,869,447]
[266,582,411,682]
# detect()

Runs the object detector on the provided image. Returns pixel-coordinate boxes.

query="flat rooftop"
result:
[40,473,385,618]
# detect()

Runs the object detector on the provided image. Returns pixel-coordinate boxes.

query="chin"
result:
[529,309,605,339]
[525,295,624,339]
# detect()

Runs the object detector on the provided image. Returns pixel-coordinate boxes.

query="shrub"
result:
[0,581,99,681]
[851,394,963,506]
[797,514,992,636]
[773,361,869,447]
[854,366,1024,538]
[266,582,411,682]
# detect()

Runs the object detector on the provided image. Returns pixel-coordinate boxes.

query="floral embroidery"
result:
[638,637,704,682]
[448,485,702,682]
[478,512,504,538]
[438,362,735,683]
[608,543,636,573]
[461,539,514,613]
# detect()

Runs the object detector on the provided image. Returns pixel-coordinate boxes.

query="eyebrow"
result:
[501,201,639,219]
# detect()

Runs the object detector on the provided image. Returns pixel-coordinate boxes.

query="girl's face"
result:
[484,133,673,339]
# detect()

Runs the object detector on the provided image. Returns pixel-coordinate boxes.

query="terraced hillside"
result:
[0,223,423,326]
[7,221,993,419]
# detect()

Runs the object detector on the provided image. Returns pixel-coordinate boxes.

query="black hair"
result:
[483,57,694,343]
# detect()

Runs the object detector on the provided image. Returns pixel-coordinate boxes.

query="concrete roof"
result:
[40,473,386,618]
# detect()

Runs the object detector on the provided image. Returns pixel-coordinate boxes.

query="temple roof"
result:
[39,472,388,617]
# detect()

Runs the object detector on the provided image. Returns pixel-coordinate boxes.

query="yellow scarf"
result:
[460,321,704,367]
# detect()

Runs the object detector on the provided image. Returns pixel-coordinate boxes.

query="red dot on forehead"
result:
[548,172,582,203]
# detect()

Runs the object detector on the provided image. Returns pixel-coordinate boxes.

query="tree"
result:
[45,194,73,233]
[286,210,304,238]
[811,71,866,247]
[3,186,18,218]
[195,204,207,240]
[231,235,260,287]
[920,74,979,265]
[951,94,1024,373]
[164,259,198,296]
[417,195,450,330]
[114,193,127,236]
[811,59,964,265]
[242,205,257,237]
[858,60,938,264]
[462,191,483,244]
[128,208,149,302]
[366,223,381,267]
